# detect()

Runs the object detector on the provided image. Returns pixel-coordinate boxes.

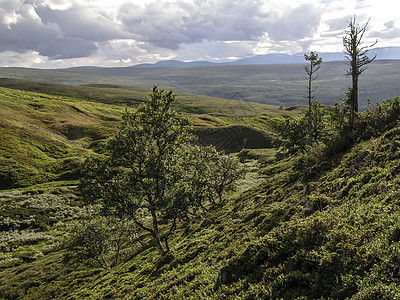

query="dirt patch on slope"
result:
[193,125,273,153]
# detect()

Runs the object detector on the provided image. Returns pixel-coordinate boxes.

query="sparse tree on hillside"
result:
[274,116,308,158]
[343,15,377,127]
[304,51,322,143]
[67,216,140,270]
[79,86,244,256]
[274,103,327,158]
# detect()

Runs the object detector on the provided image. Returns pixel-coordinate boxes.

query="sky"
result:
[0,0,399,68]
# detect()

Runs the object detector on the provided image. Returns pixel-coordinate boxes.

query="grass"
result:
[0,78,293,118]
[222,127,400,299]
[0,86,123,188]
[0,184,83,272]
[0,80,301,188]
[5,126,396,298]
[1,79,400,299]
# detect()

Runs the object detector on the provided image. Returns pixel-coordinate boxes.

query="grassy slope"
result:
[1,114,400,299]
[0,78,295,117]
[2,80,399,299]
[219,128,400,299]
[0,86,122,188]
[0,80,292,298]
[0,79,300,188]
[0,79,303,188]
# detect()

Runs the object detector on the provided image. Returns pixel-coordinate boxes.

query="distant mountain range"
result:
[1,47,399,110]
[131,47,400,68]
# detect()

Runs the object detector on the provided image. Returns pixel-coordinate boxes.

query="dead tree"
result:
[343,15,377,126]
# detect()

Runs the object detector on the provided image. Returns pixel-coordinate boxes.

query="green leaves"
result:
[79,86,244,255]
[166,146,245,220]
[67,216,140,270]
[274,101,329,158]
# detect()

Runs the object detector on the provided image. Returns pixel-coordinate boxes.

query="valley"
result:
[1,59,400,110]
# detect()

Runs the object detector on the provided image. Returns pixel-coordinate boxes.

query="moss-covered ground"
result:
[1,79,400,299]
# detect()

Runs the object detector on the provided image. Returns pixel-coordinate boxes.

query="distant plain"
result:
[1,59,399,110]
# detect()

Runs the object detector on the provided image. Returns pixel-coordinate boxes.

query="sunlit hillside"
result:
[0,79,301,189]
[1,78,400,299]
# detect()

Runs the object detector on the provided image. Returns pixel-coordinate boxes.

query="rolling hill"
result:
[0,79,300,189]
[1,58,399,110]
[79,47,400,67]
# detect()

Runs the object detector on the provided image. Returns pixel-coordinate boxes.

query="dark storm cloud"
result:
[0,1,129,59]
[119,0,322,51]
[36,38,98,59]
[118,0,269,50]
[266,4,322,41]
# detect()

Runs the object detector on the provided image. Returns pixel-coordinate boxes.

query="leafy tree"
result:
[66,216,139,270]
[274,102,327,158]
[309,100,326,142]
[343,15,377,127]
[165,145,244,223]
[304,51,322,143]
[80,86,243,256]
[212,153,245,202]
[330,87,353,134]
[274,115,308,158]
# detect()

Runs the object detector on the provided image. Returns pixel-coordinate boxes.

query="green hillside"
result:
[0,86,121,189]
[0,79,298,189]
[1,79,400,299]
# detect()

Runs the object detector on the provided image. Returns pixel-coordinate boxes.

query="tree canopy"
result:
[79,86,244,256]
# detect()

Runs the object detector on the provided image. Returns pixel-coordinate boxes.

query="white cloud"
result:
[0,50,48,67]
[0,0,398,67]
[117,0,270,50]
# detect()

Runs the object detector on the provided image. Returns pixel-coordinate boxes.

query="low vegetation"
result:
[0,84,122,189]
[1,74,400,299]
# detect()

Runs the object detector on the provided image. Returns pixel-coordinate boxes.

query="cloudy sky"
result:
[0,0,399,68]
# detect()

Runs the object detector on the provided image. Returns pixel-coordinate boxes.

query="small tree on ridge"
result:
[304,51,322,143]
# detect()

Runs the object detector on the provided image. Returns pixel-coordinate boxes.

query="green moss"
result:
[1,80,400,299]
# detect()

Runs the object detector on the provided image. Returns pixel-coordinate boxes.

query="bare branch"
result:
[342,15,377,124]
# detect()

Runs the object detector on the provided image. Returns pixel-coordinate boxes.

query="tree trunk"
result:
[152,228,166,256]
[352,75,358,113]
[164,217,176,253]
[350,71,358,128]
[132,205,167,256]
[350,36,358,128]
[149,204,167,256]
[308,68,313,144]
